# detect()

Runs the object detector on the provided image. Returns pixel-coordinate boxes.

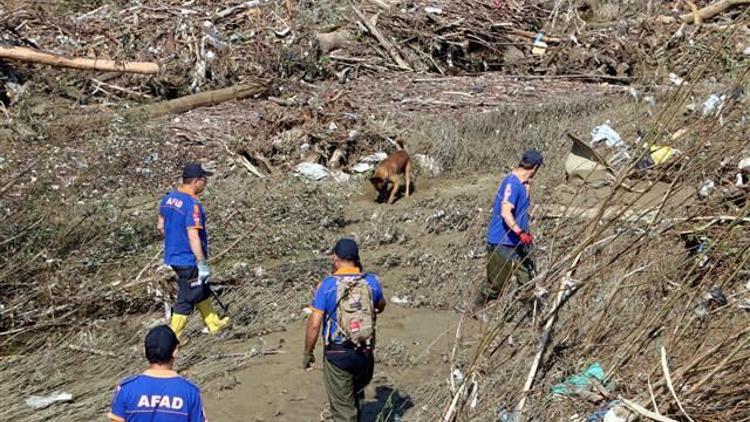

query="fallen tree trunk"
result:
[58,81,268,136]
[0,46,160,74]
[129,83,266,118]
[682,0,750,23]
[658,0,750,24]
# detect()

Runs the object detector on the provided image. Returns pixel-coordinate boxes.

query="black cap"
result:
[521,149,544,167]
[182,163,214,180]
[145,325,179,364]
[333,238,360,262]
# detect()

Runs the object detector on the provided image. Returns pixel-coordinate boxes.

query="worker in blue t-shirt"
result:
[108,325,206,422]
[303,239,386,422]
[157,163,229,339]
[472,149,543,324]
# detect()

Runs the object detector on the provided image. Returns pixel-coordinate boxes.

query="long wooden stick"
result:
[0,46,159,74]
[67,344,116,357]
[216,0,274,19]
[679,0,750,23]
[58,82,267,138]
[660,346,693,421]
[130,83,266,118]
[620,397,679,422]
[0,159,38,198]
[352,5,412,71]
[516,252,583,414]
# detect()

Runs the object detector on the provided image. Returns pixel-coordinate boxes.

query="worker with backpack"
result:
[303,238,387,422]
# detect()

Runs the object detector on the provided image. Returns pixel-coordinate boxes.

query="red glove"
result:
[519,231,533,245]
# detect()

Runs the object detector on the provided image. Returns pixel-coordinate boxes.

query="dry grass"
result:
[411,94,633,175]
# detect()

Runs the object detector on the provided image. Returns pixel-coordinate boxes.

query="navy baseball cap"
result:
[145,325,179,364]
[182,163,214,179]
[521,149,544,167]
[333,238,360,261]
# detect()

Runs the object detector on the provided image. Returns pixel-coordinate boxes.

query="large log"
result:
[129,83,266,118]
[681,0,750,23]
[58,81,268,135]
[0,46,160,74]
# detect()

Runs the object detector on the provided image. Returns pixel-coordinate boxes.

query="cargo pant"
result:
[172,266,211,315]
[323,344,375,422]
[477,244,535,304]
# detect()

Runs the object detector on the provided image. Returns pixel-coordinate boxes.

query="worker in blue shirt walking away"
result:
[472,149,543,324]
[303,238,387,422]
[157,163,229,339]
[108,325,206,422]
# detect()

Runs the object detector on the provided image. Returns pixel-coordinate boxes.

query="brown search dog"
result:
[370,140,412,204]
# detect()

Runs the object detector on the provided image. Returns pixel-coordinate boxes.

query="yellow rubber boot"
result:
[169,313,189,340]
[196,299,230,333]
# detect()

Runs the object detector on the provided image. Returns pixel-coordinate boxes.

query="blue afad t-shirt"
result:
[487,173,530,247]
[159,190,208,267]
[310,272,384,344]
[108,371,205,422]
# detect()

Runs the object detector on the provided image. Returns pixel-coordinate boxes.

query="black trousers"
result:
[171,265,211,315]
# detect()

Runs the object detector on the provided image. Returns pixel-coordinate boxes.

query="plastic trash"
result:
[295,162,330,181]
[424,6,442,14]
[451,368,464,388]
[352,162,374,173]
[590,124,623,148]
[644,144,678,165]
[684,235,708,257]
[496,408,520,422]
[702,94,725,116]
[698,179,715,198]
[25,392,73,409]
[391,295,410,305]
[706,287,728,306]
[531,32,547,56]
[695,301,708,320]
[668,73,686,86]
[551,362,606,395]
[359,152,388,164]
[602,404,630,422]
[588,400,624,422]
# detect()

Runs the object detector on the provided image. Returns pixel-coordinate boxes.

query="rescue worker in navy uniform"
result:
[303,239,387,422]
[157,163,229,339]
[108,325,206,422]
[473,149,543,323]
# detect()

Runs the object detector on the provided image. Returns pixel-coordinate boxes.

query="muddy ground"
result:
[197,174,501,422]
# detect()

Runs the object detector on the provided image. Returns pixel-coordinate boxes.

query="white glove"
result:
[197,259,211,284]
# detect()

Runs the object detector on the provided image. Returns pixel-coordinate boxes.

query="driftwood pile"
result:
[0,0,747,112]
